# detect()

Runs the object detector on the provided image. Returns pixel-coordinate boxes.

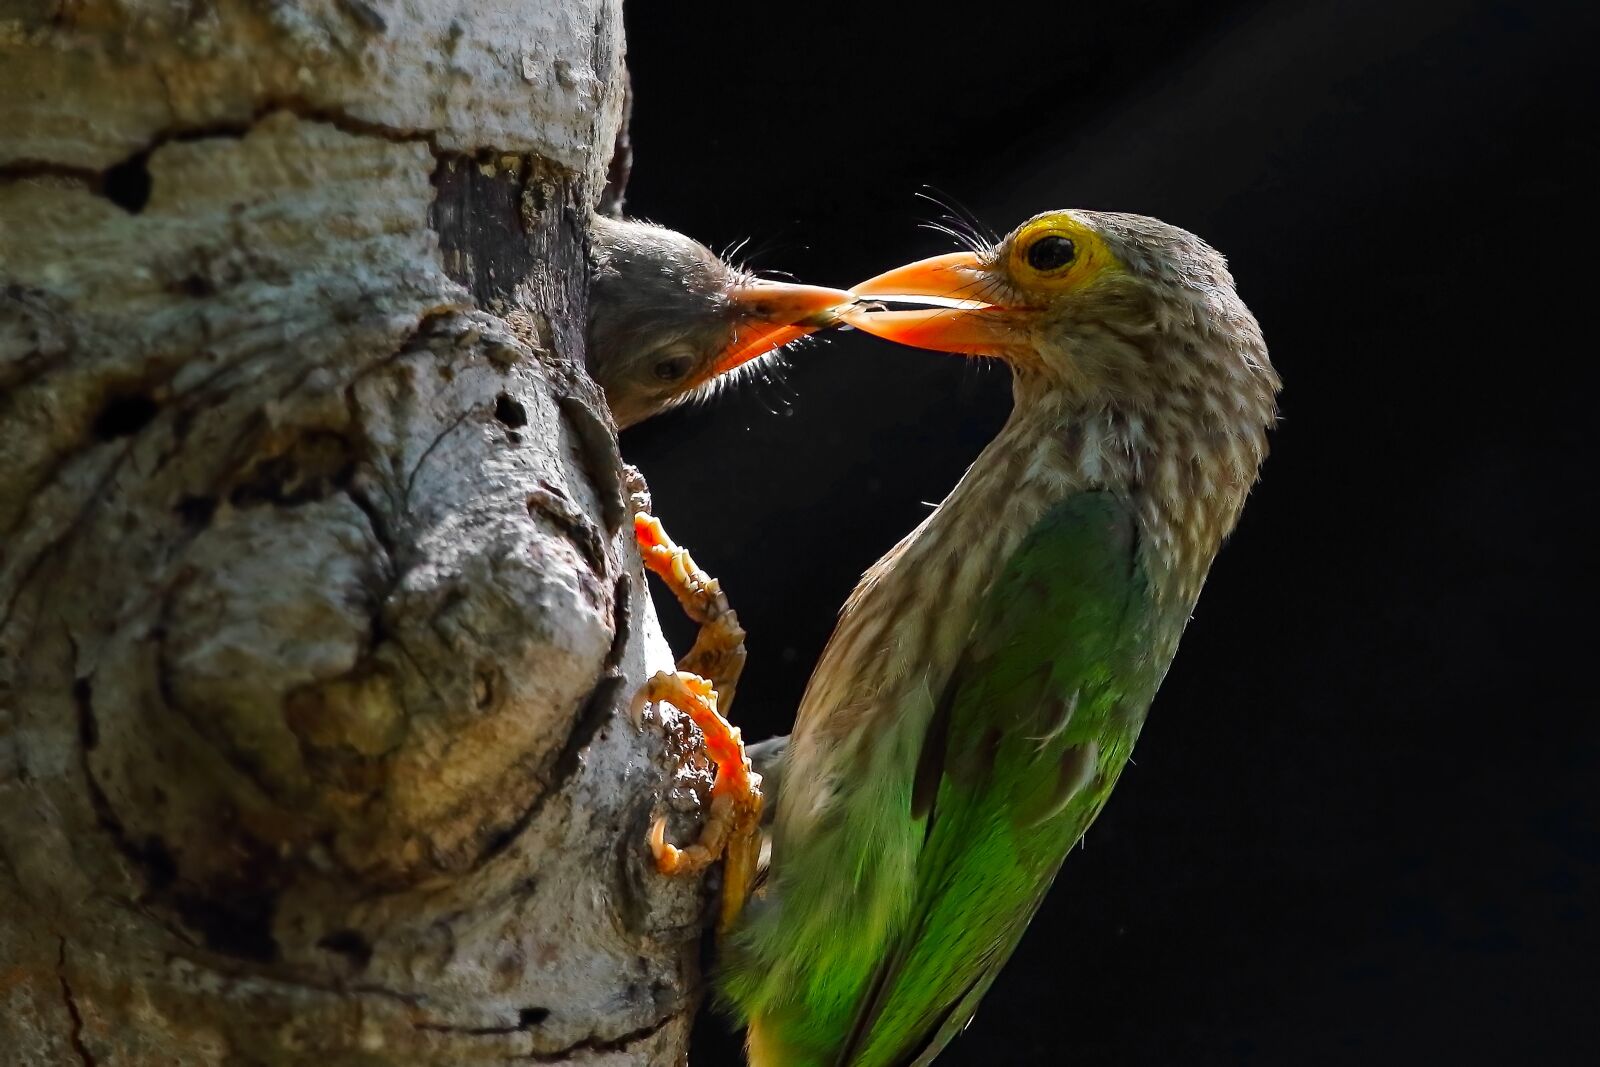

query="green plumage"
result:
[733,494,1162,1067]
[845,493,1157,1066]
[720,495,1171,1067]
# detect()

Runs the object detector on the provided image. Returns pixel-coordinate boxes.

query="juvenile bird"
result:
[585,215,852,931]
[719,210,1280,1065]
[587,214,850,429]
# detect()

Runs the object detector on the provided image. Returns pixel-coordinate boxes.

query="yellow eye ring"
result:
[1007,213,1117,291]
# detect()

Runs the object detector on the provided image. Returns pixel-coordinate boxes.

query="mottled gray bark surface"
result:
[0,2,715,1063]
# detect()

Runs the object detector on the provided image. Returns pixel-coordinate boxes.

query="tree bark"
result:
[0,2,713,1062]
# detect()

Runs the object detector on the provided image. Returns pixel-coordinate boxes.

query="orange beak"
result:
[714,279,854,375]
[842,251,1023,357]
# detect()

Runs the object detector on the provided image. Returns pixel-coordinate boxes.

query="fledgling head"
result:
[587,215,851,429]
[844,209,1279,428]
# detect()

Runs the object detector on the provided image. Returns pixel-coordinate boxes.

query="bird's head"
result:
[587,215,851,429]
[847,210,1280,597]
[844,210,1279,422]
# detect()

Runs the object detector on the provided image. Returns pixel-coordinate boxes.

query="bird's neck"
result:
[998,367,1269,610]
[786,366,1267,762]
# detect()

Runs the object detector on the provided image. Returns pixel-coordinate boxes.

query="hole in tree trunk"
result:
[101,152,153,213]
[92,391,159,439]
[495,392,529,428]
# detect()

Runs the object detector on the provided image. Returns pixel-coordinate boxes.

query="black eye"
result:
[1026,235,1077,273]
[652,353,695,382]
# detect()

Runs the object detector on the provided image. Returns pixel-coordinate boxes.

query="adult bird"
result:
[718,210,1280,1065]
[587,214,849,429]
[585,214,852,930]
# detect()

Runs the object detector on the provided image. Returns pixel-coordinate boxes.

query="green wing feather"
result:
[841,491,1158,1067]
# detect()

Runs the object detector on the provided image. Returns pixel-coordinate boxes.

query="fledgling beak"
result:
[842,251,1021,358]
[716,279,855,375]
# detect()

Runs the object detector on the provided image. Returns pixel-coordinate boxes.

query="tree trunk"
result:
[0,2,712,1063]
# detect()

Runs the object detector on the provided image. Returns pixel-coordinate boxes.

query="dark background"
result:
[620,1,1595,1063]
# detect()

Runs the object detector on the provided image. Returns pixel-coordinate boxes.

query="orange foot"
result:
[634,512,747,711]
[634,670,763,934]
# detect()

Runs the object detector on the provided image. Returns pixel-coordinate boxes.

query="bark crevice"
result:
[522,1013,678,1063]
[55,939,96,1067]
[0,99,436,215]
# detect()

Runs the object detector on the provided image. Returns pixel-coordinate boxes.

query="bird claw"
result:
[627,479,756,929]
[628,683,652,729]
[637,669,764,933]
[633,509,748,710]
